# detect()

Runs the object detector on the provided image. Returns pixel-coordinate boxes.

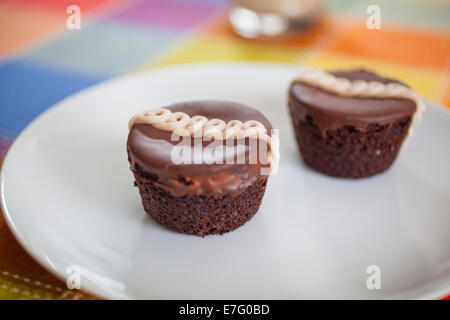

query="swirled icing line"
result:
[129,108,280,174]
[295,67,425,126]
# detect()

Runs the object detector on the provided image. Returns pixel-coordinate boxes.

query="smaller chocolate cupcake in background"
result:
[288,68,425,178]
[127,101,279,237]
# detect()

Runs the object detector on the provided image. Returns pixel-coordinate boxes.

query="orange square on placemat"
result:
[442,80,450,109]
[0,3,66,56]
[328,23,450,71]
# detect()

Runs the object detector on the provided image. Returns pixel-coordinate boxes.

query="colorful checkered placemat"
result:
[0,0,449,300]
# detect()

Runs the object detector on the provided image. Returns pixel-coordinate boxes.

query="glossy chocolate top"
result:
[289,69,417,133]
[127,101,273,196]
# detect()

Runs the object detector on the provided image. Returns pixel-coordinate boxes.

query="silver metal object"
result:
[229,0,324,38]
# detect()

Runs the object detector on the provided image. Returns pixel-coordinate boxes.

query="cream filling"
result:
[129,108,279,175]
[295,67,425,127]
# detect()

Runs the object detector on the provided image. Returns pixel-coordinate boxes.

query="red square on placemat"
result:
[5,0,128,14]
[328,23,450,71]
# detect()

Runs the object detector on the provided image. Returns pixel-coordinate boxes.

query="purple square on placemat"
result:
[110,0,225,30]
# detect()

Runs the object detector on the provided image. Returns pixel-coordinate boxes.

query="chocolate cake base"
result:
[131,168,268,237]
[290,114,412,178]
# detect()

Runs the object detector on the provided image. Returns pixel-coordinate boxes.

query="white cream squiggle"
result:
[129,109,279,174]
[296,68,425,126]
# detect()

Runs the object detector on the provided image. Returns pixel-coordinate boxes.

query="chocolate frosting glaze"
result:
[127,101,273,196]
[289,69,417,133]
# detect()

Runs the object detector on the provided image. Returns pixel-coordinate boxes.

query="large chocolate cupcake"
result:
[288,68,425,178]
[127,101,278,236]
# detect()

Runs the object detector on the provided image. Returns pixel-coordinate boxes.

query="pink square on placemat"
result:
[111,0,224,30]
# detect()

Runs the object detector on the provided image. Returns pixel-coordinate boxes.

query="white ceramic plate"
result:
[1,63,450,300]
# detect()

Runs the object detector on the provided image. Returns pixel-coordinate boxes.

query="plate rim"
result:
[1,62,450,300]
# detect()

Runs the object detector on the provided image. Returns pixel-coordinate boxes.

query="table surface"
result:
[0,0,449,300]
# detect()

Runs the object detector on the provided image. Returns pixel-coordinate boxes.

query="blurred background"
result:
[0,0,449,299]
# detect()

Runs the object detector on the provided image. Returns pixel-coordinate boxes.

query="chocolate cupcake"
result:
[127,101,278,236]
[288,68,425,178]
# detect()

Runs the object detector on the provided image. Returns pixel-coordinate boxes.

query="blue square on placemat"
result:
[22,21,179,77]
[0,60,107,137]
